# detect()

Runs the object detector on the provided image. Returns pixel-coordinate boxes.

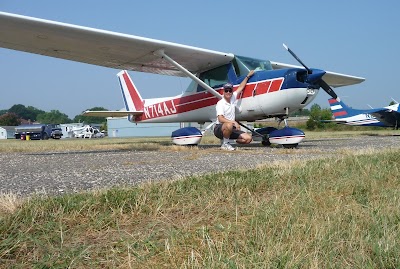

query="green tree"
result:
[73,107,109,124]
[0,109,8,116]
[37,110,72,124]
[0,112,21,126]
[306,104,333,130]
[27,106,46,121]
[8,104,45,121]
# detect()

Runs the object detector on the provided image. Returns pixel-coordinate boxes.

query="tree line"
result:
[0,104,108,126]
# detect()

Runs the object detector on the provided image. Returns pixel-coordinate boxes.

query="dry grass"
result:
[0,137,171,153]
[0,193,21,215]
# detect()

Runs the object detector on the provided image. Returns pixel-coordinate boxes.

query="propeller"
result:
[283,43,339,101]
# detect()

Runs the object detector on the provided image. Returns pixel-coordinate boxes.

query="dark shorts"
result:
[213,124,245,140]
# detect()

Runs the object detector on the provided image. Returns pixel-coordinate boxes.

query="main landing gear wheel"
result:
[261,139,271,147]
[254,127,277,147]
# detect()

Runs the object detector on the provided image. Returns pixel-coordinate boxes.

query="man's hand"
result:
[247,70,255,78]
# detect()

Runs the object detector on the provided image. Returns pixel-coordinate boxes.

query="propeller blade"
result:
[283,43,340,101]
[283,43,312,74]
[318,79,339,100]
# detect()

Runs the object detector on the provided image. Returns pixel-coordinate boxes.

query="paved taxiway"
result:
[1,135,399,197]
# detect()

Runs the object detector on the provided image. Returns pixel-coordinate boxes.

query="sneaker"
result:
[221,142,235,151]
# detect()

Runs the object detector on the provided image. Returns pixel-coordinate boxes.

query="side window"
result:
[198,64,230,91]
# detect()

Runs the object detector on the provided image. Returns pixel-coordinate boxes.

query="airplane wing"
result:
[370,109,400,127]
[271,61,365,87]
[83,110,143,117]
[0,11,234,76]
[0,11,364,88]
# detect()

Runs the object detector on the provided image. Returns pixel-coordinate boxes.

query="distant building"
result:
[0,126,16,139]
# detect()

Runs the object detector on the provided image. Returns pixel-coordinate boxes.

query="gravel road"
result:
[1,135,399,197]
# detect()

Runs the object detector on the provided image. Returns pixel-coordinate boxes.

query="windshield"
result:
[233,55,273,77]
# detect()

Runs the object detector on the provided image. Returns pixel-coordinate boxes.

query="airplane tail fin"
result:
[328,98,362,118]
[117,70,144,111]
[117,70,144,121]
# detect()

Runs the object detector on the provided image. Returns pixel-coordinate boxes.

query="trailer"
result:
[15,124,62,140]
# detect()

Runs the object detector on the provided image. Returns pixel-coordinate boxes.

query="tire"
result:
[261,139,271,147]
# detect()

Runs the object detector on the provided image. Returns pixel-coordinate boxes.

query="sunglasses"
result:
[224,88,233,93]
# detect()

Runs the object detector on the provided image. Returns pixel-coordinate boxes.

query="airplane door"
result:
[254,80,272,115]
[254,79,287,116]
[236,82,267,120]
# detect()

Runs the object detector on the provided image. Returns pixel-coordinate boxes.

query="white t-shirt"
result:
[215,92,238,124]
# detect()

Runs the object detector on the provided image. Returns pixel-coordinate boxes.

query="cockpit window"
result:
[233,55,273,77]
[197,64,230,91]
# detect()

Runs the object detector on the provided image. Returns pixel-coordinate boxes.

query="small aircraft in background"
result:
[327,98,400,129]
[0,11,365,147]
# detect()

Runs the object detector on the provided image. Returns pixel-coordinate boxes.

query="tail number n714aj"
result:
[143,100,177,119]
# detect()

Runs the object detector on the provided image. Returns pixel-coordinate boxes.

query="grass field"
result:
[0,132,399,268]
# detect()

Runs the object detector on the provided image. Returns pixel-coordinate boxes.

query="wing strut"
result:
[154,50,222,99]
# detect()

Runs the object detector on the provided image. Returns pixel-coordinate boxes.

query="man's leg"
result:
[219,123,236,150]
[221,123,234,143]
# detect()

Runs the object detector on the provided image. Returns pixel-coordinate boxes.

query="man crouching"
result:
[213,70,254,151]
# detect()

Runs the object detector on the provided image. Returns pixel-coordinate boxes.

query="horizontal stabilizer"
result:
[83,110,143,117]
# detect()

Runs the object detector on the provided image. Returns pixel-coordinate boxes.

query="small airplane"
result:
[0,11,365,147]
[327,98,400,129]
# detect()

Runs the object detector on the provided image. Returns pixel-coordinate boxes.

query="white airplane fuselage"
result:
[129,80,318,124]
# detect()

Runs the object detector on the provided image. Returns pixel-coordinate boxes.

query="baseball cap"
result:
[223,83,233,90]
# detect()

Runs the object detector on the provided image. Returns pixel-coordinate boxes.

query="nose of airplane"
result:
[306,69,326,84]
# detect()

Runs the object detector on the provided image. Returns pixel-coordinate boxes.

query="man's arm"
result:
[235,70,255,96]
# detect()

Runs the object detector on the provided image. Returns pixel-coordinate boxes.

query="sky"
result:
[1,1,399,119]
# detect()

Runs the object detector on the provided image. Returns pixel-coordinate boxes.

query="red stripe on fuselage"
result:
[334,111,347,117]
[135,78,284,121]
[268,79,283,93]
[254,81,271,95]
[329,99,338,104]
[122,72,144,111]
